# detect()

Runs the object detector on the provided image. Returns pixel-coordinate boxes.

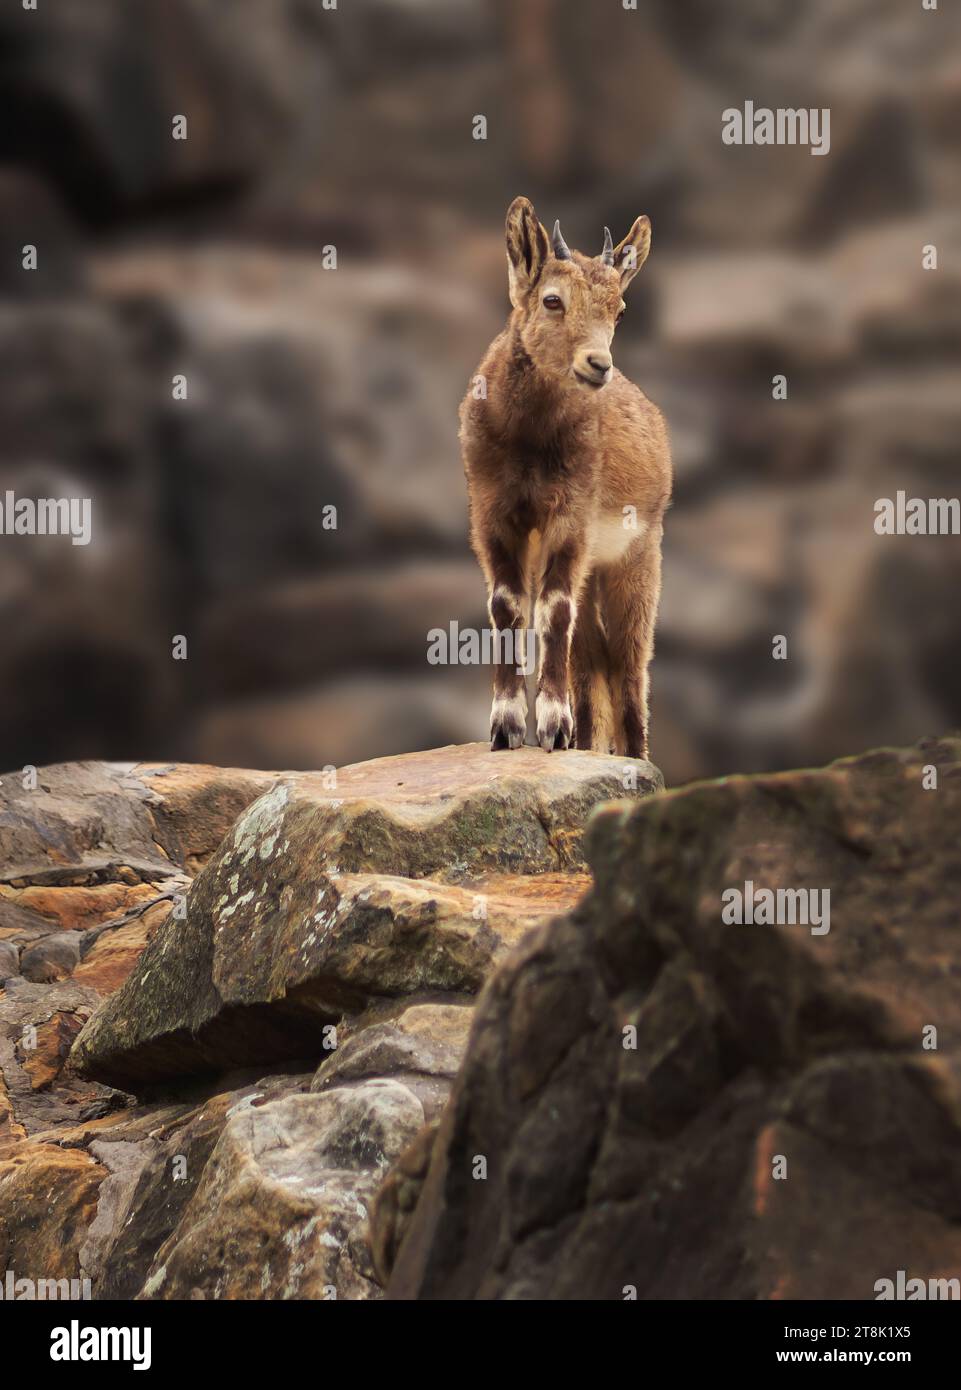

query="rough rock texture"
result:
[0,762,275,1142]
[369,1118,442,1287]
[10,736,956,1302]
[0,760,276,976]
[1,761,178,888]
[1,744,655,1300]
[0,1142,107,1285]
[0,941,19,981]
[383,734,961,1300]
[128,1003,476,1302]
[312,1002,473,1102]
[71,743,658,1086]
[0,760,277,889]
[91,1074,310,1301]
[0,979,112,1141]
[140,1081,424,1300]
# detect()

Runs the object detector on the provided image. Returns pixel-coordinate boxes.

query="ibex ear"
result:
[612,216,652,291]
[505,196,550,307]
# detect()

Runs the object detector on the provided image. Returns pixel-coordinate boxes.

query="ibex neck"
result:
[498,322,582,447]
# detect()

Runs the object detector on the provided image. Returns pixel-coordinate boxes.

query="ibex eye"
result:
[543,295,563,311]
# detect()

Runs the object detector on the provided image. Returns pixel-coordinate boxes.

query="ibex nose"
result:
[574,349,613,387]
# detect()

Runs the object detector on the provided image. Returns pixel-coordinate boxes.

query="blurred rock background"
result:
[0,0,958,784]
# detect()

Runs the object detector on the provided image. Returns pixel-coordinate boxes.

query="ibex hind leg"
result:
[570,573,616,753]
[601,537,661,761]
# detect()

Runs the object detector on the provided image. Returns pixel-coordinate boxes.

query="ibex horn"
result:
[601,226,614,267]
[552,220,572,261]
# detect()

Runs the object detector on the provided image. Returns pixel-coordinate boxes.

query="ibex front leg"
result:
[534,540,586,752]
[481,531,530,750]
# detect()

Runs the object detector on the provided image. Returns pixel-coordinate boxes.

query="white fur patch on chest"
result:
[588,513,647,565]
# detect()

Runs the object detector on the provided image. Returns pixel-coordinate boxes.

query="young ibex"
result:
[460,196,672,758]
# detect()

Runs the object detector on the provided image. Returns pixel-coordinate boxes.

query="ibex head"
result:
[504,196,651,391]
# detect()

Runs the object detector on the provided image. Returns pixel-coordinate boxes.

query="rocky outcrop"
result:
[382,735,961,1300]
[5,736,961,1301]
[0,761,275,1141]
[71,744,656,1087]
[1,742,659,1300]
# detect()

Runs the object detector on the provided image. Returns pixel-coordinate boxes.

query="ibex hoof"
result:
[535,694,573,752]
[490,695,527,751]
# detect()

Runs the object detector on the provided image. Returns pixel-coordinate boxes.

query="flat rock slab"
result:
[0,760,278,891]
[71,743,661,1087]
[282,742,661,879]
[0,763,170,889]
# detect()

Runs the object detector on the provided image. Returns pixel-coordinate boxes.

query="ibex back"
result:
[460,196,672,758]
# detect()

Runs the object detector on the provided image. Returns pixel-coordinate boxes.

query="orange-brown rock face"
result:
[0,761,279,1145]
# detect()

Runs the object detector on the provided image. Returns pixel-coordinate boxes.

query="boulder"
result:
[1,882,165,937]
[369,1119,442,1287]
[19,931,82,984]
[129,763,281,874]
[90,1005,475,1300]
[72,899,179,996]
[0,1064,317,1299]
[92,1072,314,1300]
[312,1002,473,1099]
[385,735,961,1299]
[312,1001,474,1143]
[139,1082,426,1300]
[89,1005,479,1301]
[0,760,274,938]
[0,1143,107,1288]
[72,743,659,1086]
